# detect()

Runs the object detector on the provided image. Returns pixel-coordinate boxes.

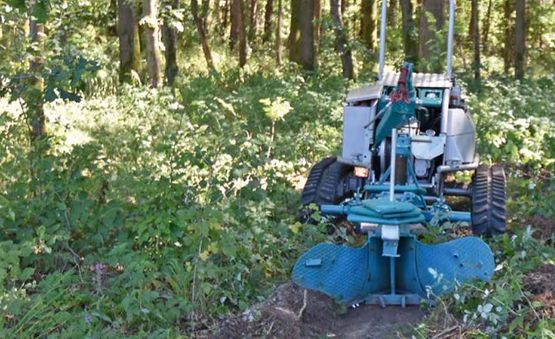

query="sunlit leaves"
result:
[259,97,292,122]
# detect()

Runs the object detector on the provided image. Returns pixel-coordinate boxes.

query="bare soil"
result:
[214,282,425,338]
[527,215,555,241]
[523,264,555,319]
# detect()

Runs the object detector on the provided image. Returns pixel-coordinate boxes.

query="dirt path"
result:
[216,282,425,338]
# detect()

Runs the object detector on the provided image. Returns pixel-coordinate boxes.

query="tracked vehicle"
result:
[292,0,506,307]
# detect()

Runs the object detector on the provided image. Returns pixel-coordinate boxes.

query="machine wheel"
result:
[299,158,353,222]
[471,164,506,235]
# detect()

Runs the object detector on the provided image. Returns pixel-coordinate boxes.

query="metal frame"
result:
[377,0,457,80]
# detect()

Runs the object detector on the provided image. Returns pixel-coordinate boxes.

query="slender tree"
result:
[400,0,418,62]
[262,0,274,42]
[470,0,480,82]
[386,0,396,27]
[288,0,316,70]
[109,0,118,36]
[481,0,493,54]
[142,0,162,88]
[192,0,215,70]
[118,0,141,84]
[201,0,210,28]
[514,0,526,79]
[162,0,180,85]
[28,1,46,141]
[230,0,241,49]
[248,0,258,44]
[222,0,229,32]
[238,0,248,67]
[275,0,283,64]
[313,0,322,51]
[503,0,514,74]
[360,0,377,50]
[418,0,445,70]
[330,0,354,79]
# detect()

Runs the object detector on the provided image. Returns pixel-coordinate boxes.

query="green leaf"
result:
[32,0,50,24]
[221,237,237,258]
[19,267,35,280]
[59,88,82,102]
[7,0,26,10]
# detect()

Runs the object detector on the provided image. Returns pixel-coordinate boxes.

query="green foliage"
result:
[2,60,554,335]
[0,66,341,336]
[0,0,554,336]
[467,76,555,170]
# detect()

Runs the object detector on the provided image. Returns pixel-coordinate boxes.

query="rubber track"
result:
[300,157,336,205]
[471,165,506,235]
[316,161,352,204]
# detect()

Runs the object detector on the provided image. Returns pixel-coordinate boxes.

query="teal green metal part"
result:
[291,236,494,305]
[364,185,426,195]
[295,198,495,306]
[374,62,417,147]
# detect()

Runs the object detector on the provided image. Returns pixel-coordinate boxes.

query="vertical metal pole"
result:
[378,0,388,80]
[390,257,396,295]
[446,0,455,78]
[389,129,397,201]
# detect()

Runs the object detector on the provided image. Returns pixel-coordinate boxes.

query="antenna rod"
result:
[378,0,387,80]
[446,0,455,78]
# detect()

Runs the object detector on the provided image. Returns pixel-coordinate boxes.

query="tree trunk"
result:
[313,0,322,51]
[192,0,216,70]
[223,0,229,32]
[514,0,525,79]
[201,0,210,29]
[28,6,46,141]
[470,0,480,82]
[400,0,418,63]
[118,0,141,84]
[360,0,377,50]
[142,0,162,88]
[288,0,316,70]
[341,0,346,17]
[263,0,274,42]
[237,0,248,67]
[418,0,445,69]
[276,0,283,64]
[503,0,514,74]
[109,0,118,36]
[162,0,179,85]
[248,0,258,44]
[387,0,396,27]
[481,0,492,54]
[330,0,354,79]
[230,0,241,49]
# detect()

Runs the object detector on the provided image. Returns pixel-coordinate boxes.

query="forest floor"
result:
[212,261,555,338]
[215,282,425,339]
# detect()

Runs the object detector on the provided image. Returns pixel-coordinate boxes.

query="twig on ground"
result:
[274,289,308,321]
[296,290,308,320]
[266,321,275,336]
[431,325,459,339]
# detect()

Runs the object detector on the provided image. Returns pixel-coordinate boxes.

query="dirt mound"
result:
[523,264,555,319]
[527,215,555,241]
[215,282,425,338]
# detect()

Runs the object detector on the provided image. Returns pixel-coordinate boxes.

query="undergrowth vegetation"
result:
[1,60,554,337]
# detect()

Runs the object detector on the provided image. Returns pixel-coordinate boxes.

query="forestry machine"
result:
[292,0,506,307]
